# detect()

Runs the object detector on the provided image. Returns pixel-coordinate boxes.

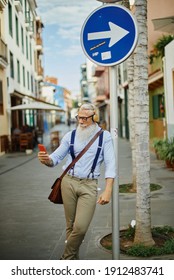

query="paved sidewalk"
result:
[0,124,174,260]
[0,123,71,176]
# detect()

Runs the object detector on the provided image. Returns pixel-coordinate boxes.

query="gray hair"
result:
[79,103,96,113]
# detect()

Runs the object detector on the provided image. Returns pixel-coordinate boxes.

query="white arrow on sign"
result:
[88,22,129,47]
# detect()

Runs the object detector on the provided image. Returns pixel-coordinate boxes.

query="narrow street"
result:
[0,129,174,260]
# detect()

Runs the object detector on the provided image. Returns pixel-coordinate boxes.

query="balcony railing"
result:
[14,0,23,13]
[25,11,31,24]
[0,0,8,11]
[36,34,42,46]
[93,66,105,77]
[0,38,8,68]
[28,0,37,11]
[38,66,44,76]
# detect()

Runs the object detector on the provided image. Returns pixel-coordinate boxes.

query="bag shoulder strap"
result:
[60,128,103,180]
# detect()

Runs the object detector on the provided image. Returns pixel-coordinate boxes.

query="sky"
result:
[36,0,135,96]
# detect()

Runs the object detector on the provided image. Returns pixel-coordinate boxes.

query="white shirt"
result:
[50,125,116,179]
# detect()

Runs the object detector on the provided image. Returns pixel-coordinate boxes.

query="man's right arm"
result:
[38,131,71,167]
[38,152,54,167]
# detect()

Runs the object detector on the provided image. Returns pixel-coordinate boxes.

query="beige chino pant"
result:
[61,174,98,260]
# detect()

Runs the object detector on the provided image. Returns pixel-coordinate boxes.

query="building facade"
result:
[0,0,9,155]
[87,0,174,140]
[0,0,44,155]
[42,76,72,126]
[5,0,44,132]
[147,0,174,139]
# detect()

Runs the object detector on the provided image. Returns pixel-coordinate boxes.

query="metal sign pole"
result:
[109,65,120,260]
[81,0,138,261]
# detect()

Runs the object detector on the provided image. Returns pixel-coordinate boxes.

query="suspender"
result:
[69,129,104,178]
[70,129,76,160]
[88,131,103,178]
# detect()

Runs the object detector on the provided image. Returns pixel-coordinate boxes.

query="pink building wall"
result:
[148,0,174,55]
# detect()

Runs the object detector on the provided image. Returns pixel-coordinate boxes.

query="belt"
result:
[66,173,98,183]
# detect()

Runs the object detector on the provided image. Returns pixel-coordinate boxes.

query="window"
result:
[152,94,165,119]
[31,75,33,93]
[26,35,28,59]
[27,71,30,90]
[0,80,3,115]
[8,2,13,37]
[17,59,20,83]
[21,26,24,54]
[29,42,32,64]
[24,0,27,13]
[118,66,121,85]
[15,16,19,46]
[7,77,9,88]
[35,79,38,95]
[10,52,14,78]
[23,65,25,87]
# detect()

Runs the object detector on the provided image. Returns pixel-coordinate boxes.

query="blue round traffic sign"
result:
[81,4,138,66]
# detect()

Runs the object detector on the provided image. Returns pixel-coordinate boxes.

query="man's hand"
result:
[97,178,114,205]
[38,152,53,166]
[97,190,112,205]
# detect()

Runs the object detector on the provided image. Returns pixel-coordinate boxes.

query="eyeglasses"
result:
[75,114,94,122]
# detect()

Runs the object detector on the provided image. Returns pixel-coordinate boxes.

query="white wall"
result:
[0,5,8,139]
[86,58,97,103]
[164,40,174,138]
[4,1,37,133]
[42,85,55,104]
[4,2,36,100]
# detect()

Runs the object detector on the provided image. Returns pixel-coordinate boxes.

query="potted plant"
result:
[149,35,174,64]
[166,142,174,170]
[159,138,174,168]
[153,138,164,159]
[157,140,170,164]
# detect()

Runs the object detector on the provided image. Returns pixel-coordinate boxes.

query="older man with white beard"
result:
[38,103,116,260]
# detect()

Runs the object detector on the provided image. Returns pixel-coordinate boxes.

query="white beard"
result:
[76,123,97,142]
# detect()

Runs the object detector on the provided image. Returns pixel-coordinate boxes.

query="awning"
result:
[148,69,164,91]
[152,16,174,34]
[11,102,65,112]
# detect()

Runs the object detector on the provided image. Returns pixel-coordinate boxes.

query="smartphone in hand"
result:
[38,144,47,153]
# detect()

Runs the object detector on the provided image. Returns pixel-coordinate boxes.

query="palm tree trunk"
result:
[133,0,154,246]
[123,1,137,191]
[127,54,137,191]
[121,0,130,8]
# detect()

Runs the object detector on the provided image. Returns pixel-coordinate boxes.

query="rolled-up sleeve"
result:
[49,132,71,166]
[103,131,116,179]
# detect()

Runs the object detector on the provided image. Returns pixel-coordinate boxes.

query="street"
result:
[0,134,174,260]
